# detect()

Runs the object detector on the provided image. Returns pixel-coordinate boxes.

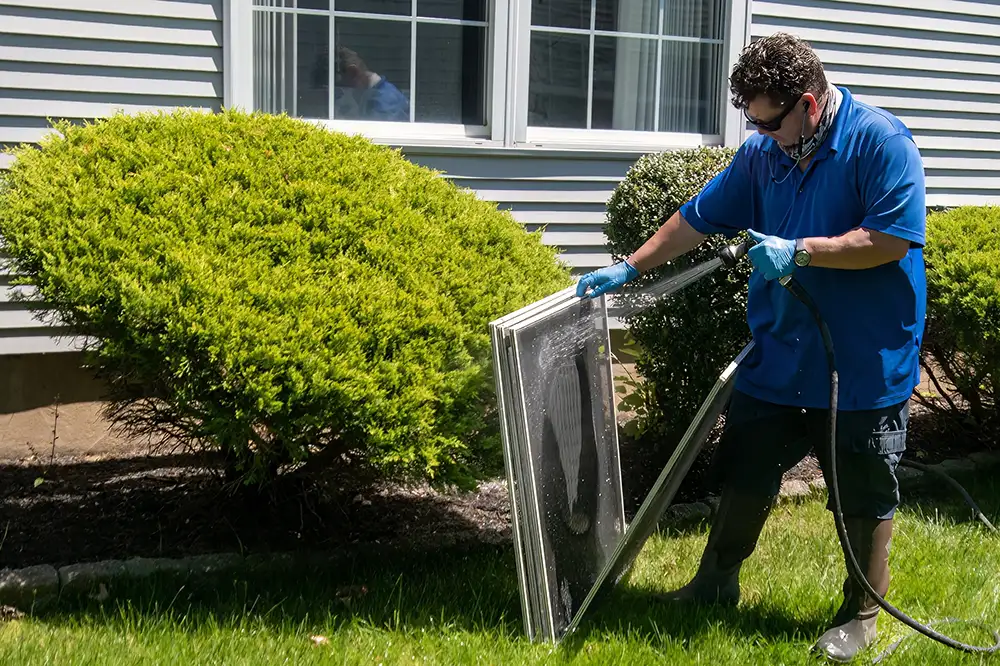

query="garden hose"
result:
[768,259,1000,659]
[718,239,1000,658]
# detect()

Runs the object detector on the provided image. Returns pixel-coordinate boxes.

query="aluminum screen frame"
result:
[490,289,624,643]
[491,262,750,644]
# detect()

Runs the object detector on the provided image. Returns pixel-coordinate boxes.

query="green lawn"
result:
[3,473,999,666]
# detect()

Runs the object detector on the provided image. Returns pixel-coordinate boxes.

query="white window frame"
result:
[224,0,751,152]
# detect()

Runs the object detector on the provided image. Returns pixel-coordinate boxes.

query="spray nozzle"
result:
[718,240,750,270]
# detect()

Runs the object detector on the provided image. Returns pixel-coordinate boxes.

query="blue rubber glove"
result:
[747,229,796,281]
[576,260,640,298]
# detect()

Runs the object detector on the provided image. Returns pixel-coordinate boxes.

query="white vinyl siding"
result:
[0,0,224,354]
[751,0,1000,207]
[4,0,1000,354]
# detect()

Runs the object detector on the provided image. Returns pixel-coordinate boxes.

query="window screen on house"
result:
[252,0,488,125]
[528,0,726,134]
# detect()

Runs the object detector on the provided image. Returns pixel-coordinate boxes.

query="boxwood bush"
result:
[604,147,750,450]
[920,206,1000,432]
[0,110,571,489]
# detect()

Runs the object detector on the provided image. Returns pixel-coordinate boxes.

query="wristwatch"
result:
[793,238,811,267]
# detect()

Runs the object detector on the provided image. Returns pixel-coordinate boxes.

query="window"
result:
[251,0,491,130]
[237,0,743,149]
[522,0,728,145]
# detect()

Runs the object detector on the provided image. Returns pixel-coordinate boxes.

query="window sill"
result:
[305,120,725,156]
[522,127,725,153]
[309,119,500,149]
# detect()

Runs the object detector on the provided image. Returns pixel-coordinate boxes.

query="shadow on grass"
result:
[562,587,833,653]
[20,466,1000,657]
[34,541,527,637]
[32,535,835,657]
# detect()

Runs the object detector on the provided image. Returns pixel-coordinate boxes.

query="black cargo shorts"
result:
[711,389,909,520]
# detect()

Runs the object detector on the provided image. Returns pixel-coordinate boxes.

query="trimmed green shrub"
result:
[0,110,571,489]
[919,206,1000,431]
[604,147,750,447]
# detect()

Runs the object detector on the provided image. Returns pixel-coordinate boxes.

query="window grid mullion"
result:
[410,0,418,123]
[329,5,336,120]
[586,0,596,130]
[293,11,298,117]
[280,10,286,114]
[654,0,665,132]
[267,1,274,113]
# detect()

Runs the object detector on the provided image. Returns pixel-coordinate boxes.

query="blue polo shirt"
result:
[680,87,926,411]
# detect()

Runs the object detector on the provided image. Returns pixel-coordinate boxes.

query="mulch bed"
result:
[0,403,992,571]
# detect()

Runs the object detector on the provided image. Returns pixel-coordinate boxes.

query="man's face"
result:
[745,94,814,151]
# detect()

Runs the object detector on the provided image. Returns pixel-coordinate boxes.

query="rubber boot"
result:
[653,487,774,606]
[813,517,893,663]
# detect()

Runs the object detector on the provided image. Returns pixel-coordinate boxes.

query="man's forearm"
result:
[626,212,707,273]
[803,227,909,270]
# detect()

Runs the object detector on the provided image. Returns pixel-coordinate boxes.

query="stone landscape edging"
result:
[2,451,998,613]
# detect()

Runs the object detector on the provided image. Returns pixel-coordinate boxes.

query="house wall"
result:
[3,0,1000,359]
[751,0,1000,208]
[0,0,225,355]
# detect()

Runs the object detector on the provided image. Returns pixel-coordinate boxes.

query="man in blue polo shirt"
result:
[577,33,926,662]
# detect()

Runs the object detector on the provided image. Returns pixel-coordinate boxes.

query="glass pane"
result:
[660,41,724,134]
[416,24,487,124]
[253,9,296,115]
[528,32,588,128]
[334,18,411,121]
[297,14,331,118]
[664,0,726,39]
[592,36,657,131]
[505,295,625,640]
[595,0,659,33]
[531,0,588,29]
[418,0,487,21]
[532,0,658,33]
[298,0,329,9]
[335,0,409,15]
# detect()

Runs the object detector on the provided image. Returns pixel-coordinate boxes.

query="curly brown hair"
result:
[729,33,828,110]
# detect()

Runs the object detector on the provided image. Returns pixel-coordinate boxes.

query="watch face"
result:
[794,250,810,267]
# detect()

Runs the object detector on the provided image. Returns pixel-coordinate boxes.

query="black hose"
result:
[897,459,997,532]
[780,275,1000,658]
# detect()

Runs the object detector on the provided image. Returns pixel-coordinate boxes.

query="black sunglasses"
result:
[743,97,801,132]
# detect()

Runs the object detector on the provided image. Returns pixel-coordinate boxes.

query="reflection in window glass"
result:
[335,18,411,122]
[252,2,490,125]
[416,23,487,124]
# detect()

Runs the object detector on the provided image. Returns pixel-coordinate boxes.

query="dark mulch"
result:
[0,404,992,571]
[0,452,511,571]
